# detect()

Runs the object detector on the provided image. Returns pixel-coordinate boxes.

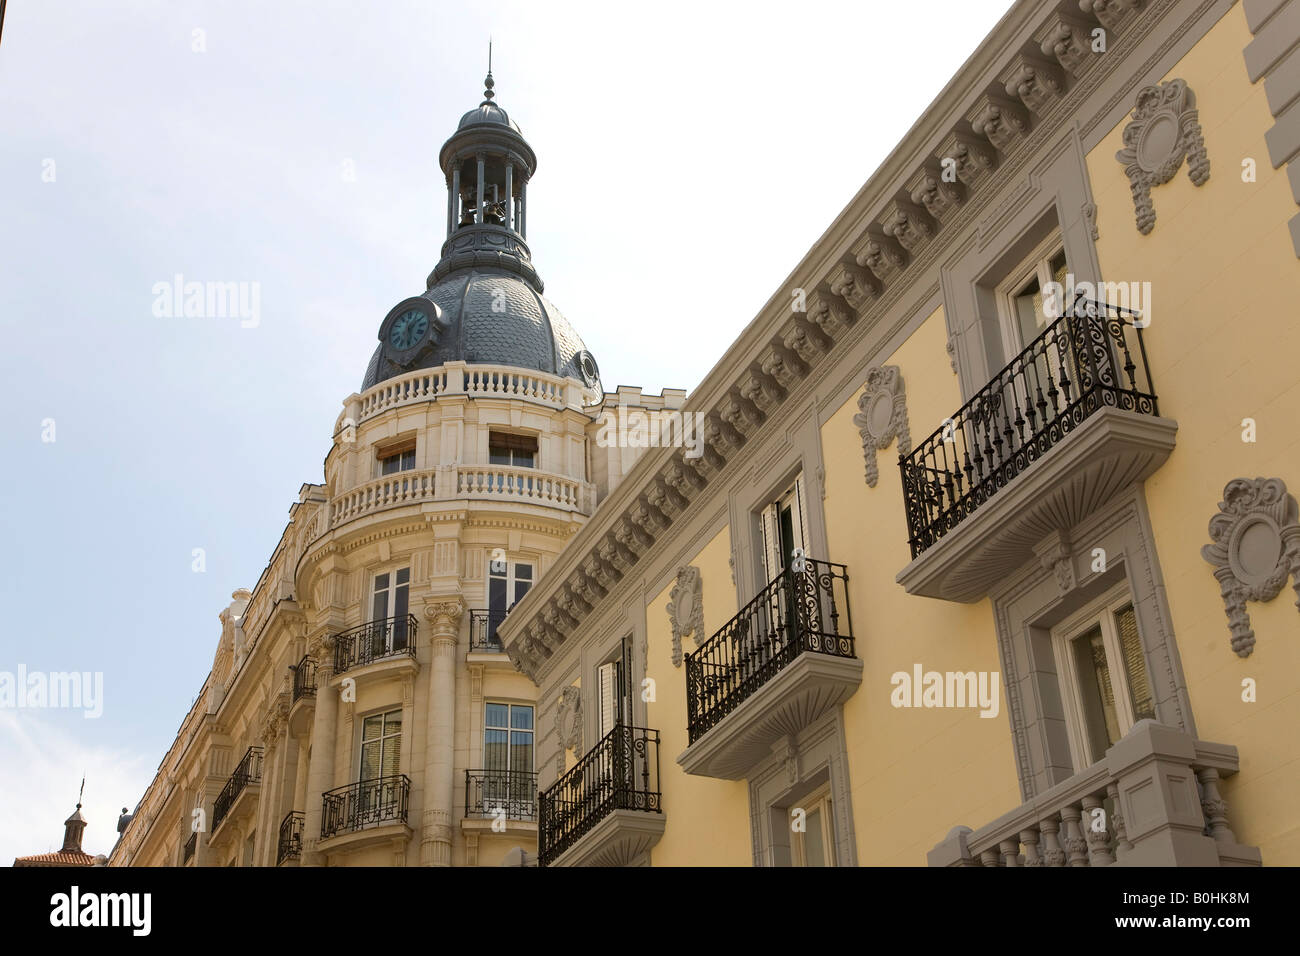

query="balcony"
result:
[319,774,412,854]
[276,811,305,866]
[929,721,1261,867]
[898,299,1176,602]
[333,615,418,677]
[210,746,263,837]
[538,725,663,867]
[468,609,507,653]
[288,654,317,736]
[679,559,861,779]
[183,832,196,865]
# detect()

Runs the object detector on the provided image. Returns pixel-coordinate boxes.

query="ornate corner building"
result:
[117,0,1300,869]
[110,73,673,867]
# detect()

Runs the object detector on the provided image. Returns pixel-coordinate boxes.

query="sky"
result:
[0,0,1012,862]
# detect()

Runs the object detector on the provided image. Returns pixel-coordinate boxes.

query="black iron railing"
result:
[276,810,305,865]
[900,297,1157,558]
[183,831,196,864]
[333,614,418,675]
[291,654,317,703]
[464,769,538,822]
[469,609,507,652]
[320,774,411,840]
[685,558,853,744]
[211,746,263,833]
[538,725,660,867]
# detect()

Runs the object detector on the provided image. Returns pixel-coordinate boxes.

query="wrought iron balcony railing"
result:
[464,769,538,822]
[276,810,305,865]
[211,746,263,833]
[685,558,853,744]
[469,609,507,652]
[183,831,196,864]
[900,298,1157,559]
[538,725,661,866]
[320,774,411,840]
[333,614,418,675]
[291,654,317,703]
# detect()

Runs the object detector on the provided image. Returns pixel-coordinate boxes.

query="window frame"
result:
[1051,581,1152,771]
[993,233,1068,361]
[483,701,536,774]
[356,707,403,783]
[488,430,539,469]
[791,785,836,867]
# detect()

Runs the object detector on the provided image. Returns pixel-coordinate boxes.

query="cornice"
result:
[499,0,1213,681]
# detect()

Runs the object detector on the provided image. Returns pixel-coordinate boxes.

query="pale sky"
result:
[0,0,1012,862]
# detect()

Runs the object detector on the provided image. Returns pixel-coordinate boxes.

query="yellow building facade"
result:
[503,0,1300,867]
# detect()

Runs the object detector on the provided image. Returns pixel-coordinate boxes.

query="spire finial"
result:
[484,39,494,101]
[78,775,85,809]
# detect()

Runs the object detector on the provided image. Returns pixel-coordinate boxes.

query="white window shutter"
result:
[791,474,807,556]
[597,662,618,737]
[760,502,781,584]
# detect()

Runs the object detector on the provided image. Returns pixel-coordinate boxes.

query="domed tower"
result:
[361,68,602,395]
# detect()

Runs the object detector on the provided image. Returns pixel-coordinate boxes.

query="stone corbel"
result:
[935,129,997,189]
[781,320,829,368]
[853,233,908,284]
[967,94,1029,153]
[1033,529,1075,595]
[880,198,936,253]
[1035,13,1096,76]
[826,264,878,313]
[852,365,912,488]
[666,566,705,668]
[1080,0,1144,35]
[738,366,784,415]
[759,343,807,392]
[1000,53,1064,116]
[906,168,966,225]
[1201,478,1300,657]
[1115,78,1210,236]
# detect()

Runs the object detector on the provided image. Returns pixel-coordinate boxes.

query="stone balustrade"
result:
[929,721,1262,867]
[356,361,587,423]
[326,464,592,530]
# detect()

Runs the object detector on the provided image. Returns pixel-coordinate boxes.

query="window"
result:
[489,431,537,468]
[378,439,417,477]
[759,474,807,583]
[596,637,634,739]
[792,787,836,867]
[484,703,534,773]
[372,569,410,651]
[359,709,402,781]
[488,558,533,638]
[1053,587,1156,769]
[997,239,1069,358]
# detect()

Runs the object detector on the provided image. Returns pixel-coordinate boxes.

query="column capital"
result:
[423,597,465,629]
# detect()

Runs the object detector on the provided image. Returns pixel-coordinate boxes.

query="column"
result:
[301,634,338,866]
[504,162,513,231]
[519,178,527,238]
[421,598,464,865]
[475,154,485,224]
[450,163,461,233]
[445,171,455,236]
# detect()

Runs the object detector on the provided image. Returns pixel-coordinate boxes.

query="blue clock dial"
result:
[389,309,429,350]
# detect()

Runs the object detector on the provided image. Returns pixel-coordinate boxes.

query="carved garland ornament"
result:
[666,566,704,668]
[554,685,582,775]
[1115,78,1210,235]
[1201,478,1300,657]
[852,365,912,488]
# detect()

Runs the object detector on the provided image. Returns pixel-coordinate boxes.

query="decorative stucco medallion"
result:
[554,685,582,774]
[1115,78,1210,235]
[852,365,912,488]
[667,566,704,668]
[1201,478,1300,657]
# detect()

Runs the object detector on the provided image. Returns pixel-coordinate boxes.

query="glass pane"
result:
[484,729,508,771]
[384,711,401,735]
[381,733,400,776]
[513,579,531,606]
[510,706,534,730]
[1072,625,1121,760]
[489,446,511,466]
[381,456,397,476]
[362,714,382,741]
[803,808,826,867]
[515,563,533,581]
[1015,277,1046,346]
[485,703,508,729]
[514,450,535,468]
[360,740,379,781]
[401,450,415,470]
[396,568,410,585]
[488,576,507,615]
[511,731,534,772]
[1115,605,1156,722]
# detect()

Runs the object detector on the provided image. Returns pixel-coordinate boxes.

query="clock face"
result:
[389,309,429,351]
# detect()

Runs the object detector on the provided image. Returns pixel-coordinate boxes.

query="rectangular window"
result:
[596,637,634,739]
[371,569,410,651]
[488,431,538,468]
[1054,590,1156,769]
[483,703,535,773]
[791,788,835,867]
[377,438,417,477]
[759,473,807,584]
[360,709,402,781]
